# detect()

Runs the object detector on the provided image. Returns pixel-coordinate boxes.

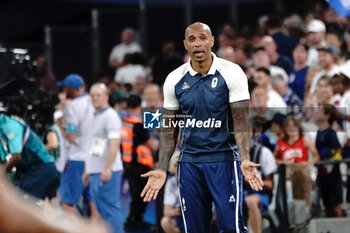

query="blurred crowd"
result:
[1,1,350,233]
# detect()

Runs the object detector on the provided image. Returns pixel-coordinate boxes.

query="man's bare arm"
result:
[158,109,179,172]
[230,100,251,161]
[231,100,264,191]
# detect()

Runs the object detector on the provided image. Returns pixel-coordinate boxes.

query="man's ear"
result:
[211,36,215,48]
[183,40,188,50]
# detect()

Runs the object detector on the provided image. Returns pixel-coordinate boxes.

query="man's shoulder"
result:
[164,63,188,84]
[216,56,241,71]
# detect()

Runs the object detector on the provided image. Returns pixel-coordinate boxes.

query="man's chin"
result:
[192,56,205,63]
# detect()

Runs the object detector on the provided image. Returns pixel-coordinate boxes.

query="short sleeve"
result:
[224,64,250,103]
[7,120,24,154]
[106,111,122,140]
[65,103,78,134]
[329,129,341,149]
[163,74,180,110]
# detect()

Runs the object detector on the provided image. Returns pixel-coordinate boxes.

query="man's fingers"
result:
[140,185,149,198]
[143,189,155,202]
[153,190,159,200]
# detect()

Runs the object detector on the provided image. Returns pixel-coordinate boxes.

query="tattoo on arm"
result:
[159,109,179,172]
[230,100,251,161]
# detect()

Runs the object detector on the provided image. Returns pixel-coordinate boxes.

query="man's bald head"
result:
[185,22,212,39]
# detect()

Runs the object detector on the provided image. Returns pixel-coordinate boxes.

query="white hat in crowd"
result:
[307,19,326,33]
[54,110,64,121]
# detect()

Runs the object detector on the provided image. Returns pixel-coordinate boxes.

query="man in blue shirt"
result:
[141,22,263,233]
[0,113,58,199]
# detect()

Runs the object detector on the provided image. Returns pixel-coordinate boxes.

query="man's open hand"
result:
[140,169,167,202]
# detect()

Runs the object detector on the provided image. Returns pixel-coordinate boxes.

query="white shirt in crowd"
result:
[85,107,123,174]
[109,42,142,64]
[115,64,147,85]
[267,88,287,114]
[65,94,94,161]
[164,175,180,207]
[256,146,277,179]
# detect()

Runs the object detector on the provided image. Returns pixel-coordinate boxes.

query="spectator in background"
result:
[305,19,327,67]
[269,112,286,148]
[244,116,277,233]
[289,43,309,101]
[57,74,99,221]
[314,103,344,217]
[250,115,274,152]
[161,151,183,233]
[124,123,154,231]
[143,84,163,111]
[36,56,57,93]
[0,113,58,200]
[152,40,183,86]
[274,117,320,205]
[283,14,305,42]
[315,76,341,106]
[115,53,148,86]
[266,15,297,61]
[252,67,287,111]
[271,74,303,116]
[310,45,340,94]
[250,85,277,120]
[133,77,147,96]
[83,83,124,233]
[234,46,251,67]
[260,35,293,74]
[252,47,289,84]
[303,66,322,116]
[326,31,343,59]
[109,27,142,68]
[215,33,232,56]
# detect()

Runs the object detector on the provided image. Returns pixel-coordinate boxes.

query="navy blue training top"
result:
[163,53,250,162]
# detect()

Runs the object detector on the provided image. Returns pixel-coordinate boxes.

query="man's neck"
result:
[191,55,213,76]
[95,104,109,114]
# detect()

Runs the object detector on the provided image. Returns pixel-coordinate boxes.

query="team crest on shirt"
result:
[211,77,218,88]
[7,132,14,140]
[182,82,190,90]
[229,194,235,203]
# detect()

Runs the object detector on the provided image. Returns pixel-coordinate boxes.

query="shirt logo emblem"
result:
[182,82,190,90]
[229,194,235,203]
[211,77,218,88]
[143,109,162,129]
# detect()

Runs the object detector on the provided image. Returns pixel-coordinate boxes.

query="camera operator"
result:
[0,108,59,199]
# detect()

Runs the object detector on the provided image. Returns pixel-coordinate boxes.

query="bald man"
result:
[83,83,124,233]
[141,22,263,233]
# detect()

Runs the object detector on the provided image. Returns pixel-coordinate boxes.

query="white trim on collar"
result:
[187,52,218,76]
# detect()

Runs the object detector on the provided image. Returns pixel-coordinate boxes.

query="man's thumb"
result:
[140,171,152,178]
